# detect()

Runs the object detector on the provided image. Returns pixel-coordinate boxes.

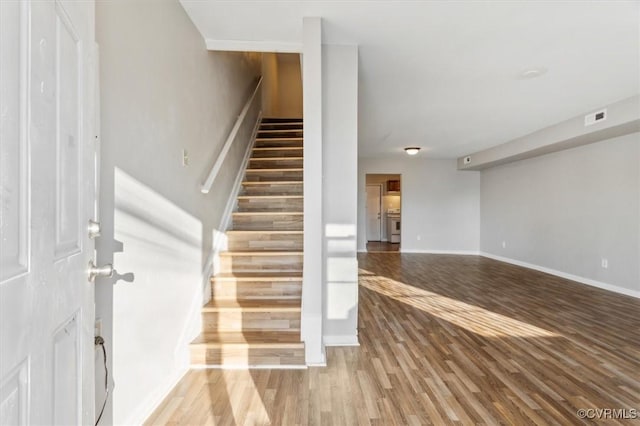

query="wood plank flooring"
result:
[366,241,400,252]
[146,253,640,425]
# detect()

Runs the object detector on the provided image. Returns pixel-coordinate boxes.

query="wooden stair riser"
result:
[241,182,303,196]
[259,123,303,131]
[219,253,303,273]
[254,139,303,149]
[228,233,303,251]
[190,345,305,366]
[257,130,303,138]
[261,117,303,124]
[237,197,304,212]
[244,170,303,182]
[248,158,303,169]
[252,148,303,158]
[202,311,301,332]
[232,214,303,231]
[212,280,302,301]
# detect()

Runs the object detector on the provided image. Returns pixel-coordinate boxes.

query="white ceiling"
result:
[180,1,640,159]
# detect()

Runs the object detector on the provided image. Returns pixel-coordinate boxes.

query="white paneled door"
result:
[1,1,98,424]
[365,185,382,241]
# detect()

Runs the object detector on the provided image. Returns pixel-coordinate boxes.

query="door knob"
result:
[88,220,101,239]
[88,260,114,282]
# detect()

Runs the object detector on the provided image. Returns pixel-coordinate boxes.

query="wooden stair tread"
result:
[260,121,303,125]
[219,250,303,256]
[246,168,303,172]
[212,272,302,282]
[242,181,302,185]
[255,137,303,141]
[259,125,303,129]
[250,157,303,161]
[253,147,303,151]
[227,230,303,234]
[232,211,303,216]
[237,195,303,199]
[202,299,301,312]
[191,331,303,347]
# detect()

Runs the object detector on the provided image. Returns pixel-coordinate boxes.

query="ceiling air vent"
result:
[584,109,607,126]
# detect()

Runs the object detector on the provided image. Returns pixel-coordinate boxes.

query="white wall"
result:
[481,133,640,296]
[358,158,480,253]
[95,1,261,424]
[262,53,303,118]
[322,44,359,345]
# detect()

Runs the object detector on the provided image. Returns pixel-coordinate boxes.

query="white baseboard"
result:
[191,364,307,370]
[481,252,640,299]
[400,249,480,255]
[201,111,262,303]
[358,249,480,255]
[324,335,360,347]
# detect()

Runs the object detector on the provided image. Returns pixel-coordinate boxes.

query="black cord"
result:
[95,336,109,426]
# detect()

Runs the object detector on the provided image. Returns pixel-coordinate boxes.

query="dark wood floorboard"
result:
[145,253,640,425]
[366,241,400,252]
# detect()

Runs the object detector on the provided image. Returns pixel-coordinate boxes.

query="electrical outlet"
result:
[601,258,608,269]
[95,318,103,337]
[417,235,421,241]
[502,240,506,249]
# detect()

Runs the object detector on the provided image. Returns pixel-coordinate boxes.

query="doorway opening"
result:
[365,174,401,252]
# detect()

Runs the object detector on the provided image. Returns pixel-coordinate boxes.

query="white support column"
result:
[301,17,325,365]
[322,44,359,346]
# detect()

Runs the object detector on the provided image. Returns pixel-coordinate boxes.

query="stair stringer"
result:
[202,111,262,305]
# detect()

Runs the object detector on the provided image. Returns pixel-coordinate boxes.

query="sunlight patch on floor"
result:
[359,269,557,338]
[223,370,270,425]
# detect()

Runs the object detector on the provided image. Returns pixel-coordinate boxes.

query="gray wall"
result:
[95,0,261,423]
[481,132,640,294]
[358,158,481,253]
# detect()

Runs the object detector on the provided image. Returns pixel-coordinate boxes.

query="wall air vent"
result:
[584,109,607,126]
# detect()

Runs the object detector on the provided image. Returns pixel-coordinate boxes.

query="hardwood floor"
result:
[145,253,640,425]
[366,241,400,252]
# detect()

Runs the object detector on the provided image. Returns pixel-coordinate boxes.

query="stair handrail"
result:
[201,76,263,194]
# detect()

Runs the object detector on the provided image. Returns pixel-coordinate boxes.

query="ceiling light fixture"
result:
[404,147,421,155]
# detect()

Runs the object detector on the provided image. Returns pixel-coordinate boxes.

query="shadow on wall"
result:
[95,167,206,425]
[324,223,359,342]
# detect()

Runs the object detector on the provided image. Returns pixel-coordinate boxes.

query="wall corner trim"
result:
[480,252,640,299]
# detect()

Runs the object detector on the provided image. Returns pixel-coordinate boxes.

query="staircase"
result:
[190,118,305,367]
